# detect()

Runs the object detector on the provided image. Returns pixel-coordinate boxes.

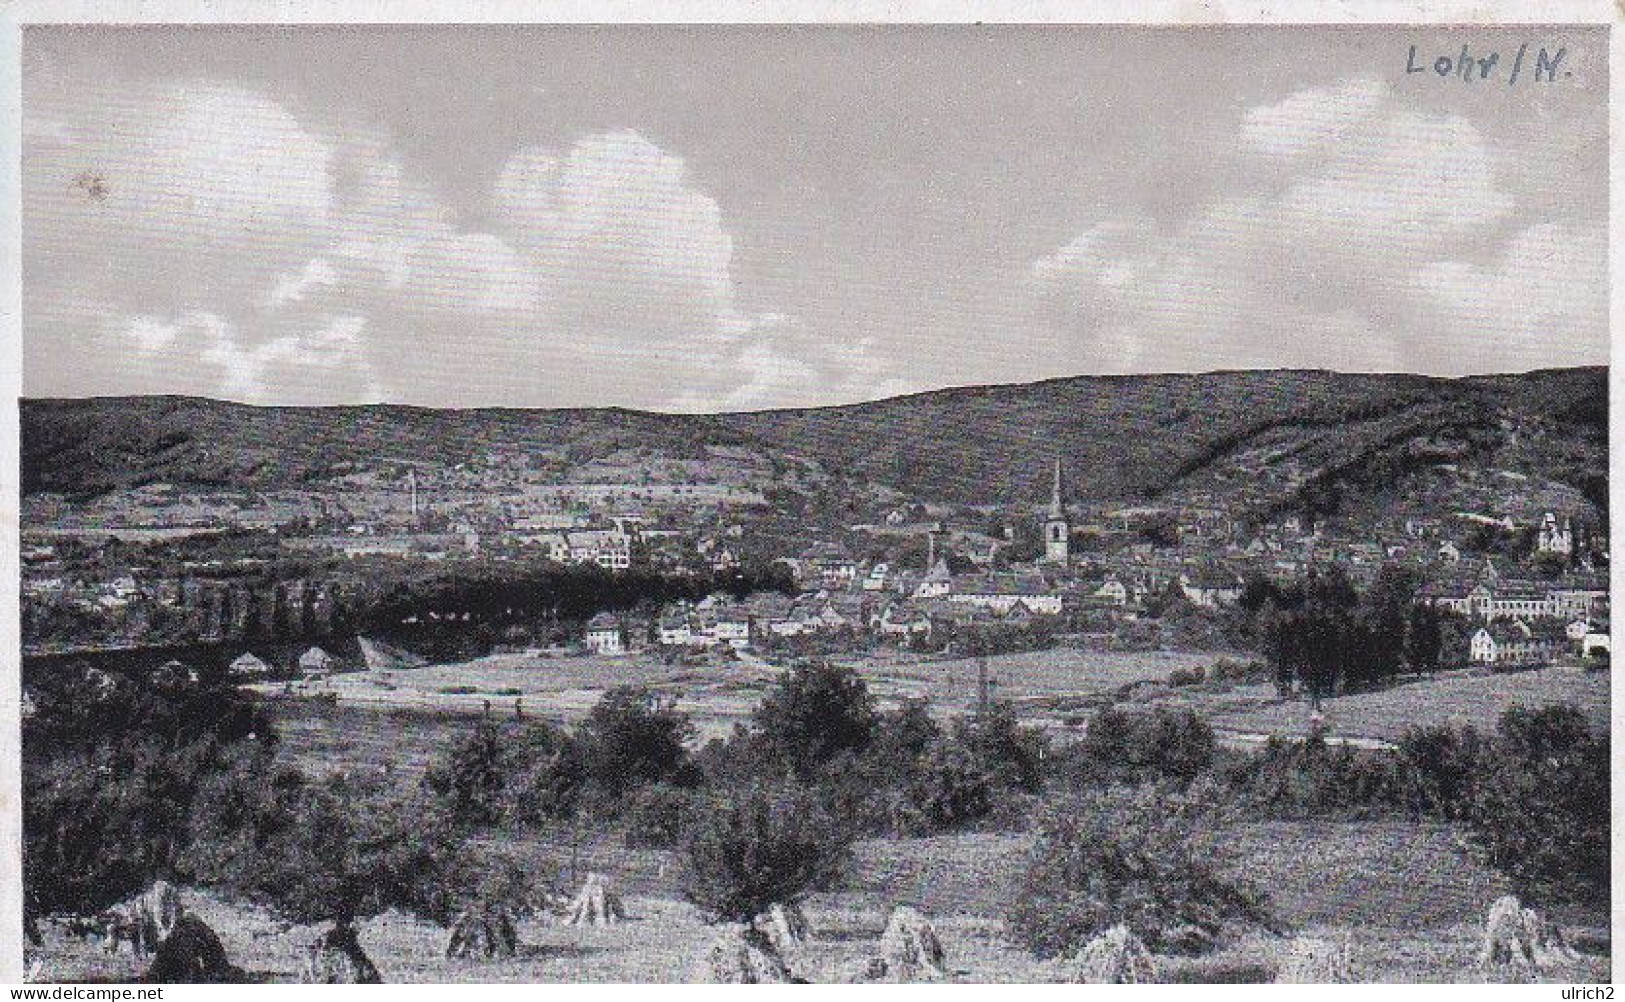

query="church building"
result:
[1044,458,1070,564]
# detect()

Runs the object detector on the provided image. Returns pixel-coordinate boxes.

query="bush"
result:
[678,785,851,925]
[576,686,696,802]
[752,662,876,780]
[898,739,996,834]
[1395,723,1483,820]
[22,662,275,921]
[1007,783,1272,958]
[1225,736,1402,820]
[423,719,584,829]
[949,702,1047,794]
[1064,706,1215,787]
[622,783,702,849]
[1464,704,1608,907]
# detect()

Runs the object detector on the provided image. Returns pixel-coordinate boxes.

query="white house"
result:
[1092,575,1129,607]
[585,613,627,654]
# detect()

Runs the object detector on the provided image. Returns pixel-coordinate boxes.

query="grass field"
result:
[30,820,1610,983]
[264,648,1610,783]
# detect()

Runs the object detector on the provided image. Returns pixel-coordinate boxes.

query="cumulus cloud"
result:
[23,76,903,409]
[1028,76,1602,375]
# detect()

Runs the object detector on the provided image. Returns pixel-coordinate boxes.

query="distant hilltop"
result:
[20,367,1608,516]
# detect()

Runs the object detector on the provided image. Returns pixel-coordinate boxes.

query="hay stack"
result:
[301,923,382,984]
[1073,925,1157,984]
[761,901,811,957]
[446,904,519,959]
[564,872,626,927]
[847,905,947,982]
[1479,895,1578,970]
[1276,936,1355,983]
[144,914,242,983]
[692,923,796,983]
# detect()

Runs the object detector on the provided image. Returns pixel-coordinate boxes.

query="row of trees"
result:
[1245,565,1456,706]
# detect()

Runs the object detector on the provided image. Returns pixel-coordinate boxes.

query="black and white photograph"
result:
[6,9,1616,986]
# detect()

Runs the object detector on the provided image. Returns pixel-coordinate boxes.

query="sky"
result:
[20,24,1610,411]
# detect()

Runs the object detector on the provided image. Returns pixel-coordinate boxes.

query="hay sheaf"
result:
[1479,895,1579,970]
[1073,925,1157,984]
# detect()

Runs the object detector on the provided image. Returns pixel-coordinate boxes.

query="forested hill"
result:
[20,367,1608,513]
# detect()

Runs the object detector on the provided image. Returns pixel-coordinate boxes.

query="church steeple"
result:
[1044,457,1070,564]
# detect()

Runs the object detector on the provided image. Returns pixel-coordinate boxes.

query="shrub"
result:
[949,701,1047,794]
[898,739,996,834]
[22,662,274,921]
[1395,723,1483,820]
[1167,666,1207,687]
[679,785,852,925]
[1064,706,1215,787]
[423,719,584,828]
[1225,736,1402,820]
[576,686,697,802]
[1464,704,1608,907]
[752,662,876,780]
[1007,782,1272,958]
[622,783,703,848]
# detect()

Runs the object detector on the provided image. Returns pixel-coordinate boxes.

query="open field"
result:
[263,648,1610,784]
[30,820,1609,983]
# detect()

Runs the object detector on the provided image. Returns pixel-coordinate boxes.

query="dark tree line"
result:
[1244,564,1453,708]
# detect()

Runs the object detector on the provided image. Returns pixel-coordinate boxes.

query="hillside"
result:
[19,367,1608,515]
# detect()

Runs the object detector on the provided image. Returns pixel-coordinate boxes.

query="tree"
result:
[422,719,584,828]
[576,686,696,802]
[22,662,274,922]
[192,770,472,934]
[752,662,876,780]
[1007,783,1272,958]
[678,785,851,926]
[1403,603,1444,675]
[423,721,517,828]
[1465,705,1608,907]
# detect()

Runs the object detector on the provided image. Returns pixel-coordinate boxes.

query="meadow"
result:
[265,646,1611,782]
[33,819,1610,983]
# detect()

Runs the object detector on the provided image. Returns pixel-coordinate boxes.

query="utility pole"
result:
[976,653,990,718]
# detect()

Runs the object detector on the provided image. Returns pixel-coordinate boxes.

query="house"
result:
[567,528,633,570]
[712,612,753,650]
[585,613,627,654]
[657,605,695,646]
[861,562,894,592]
[518,531,572,563]
[876,602,932,640]
[1582,626,1610,659]
[298,646,337,678]
[1537,512,1574,556]
[798,543,859,590]
[913,558,953,599]
[1179,570,1243,609]
[229,652,275,679]
[1092,574,1129,607]
[1471,622,1560,667]
[948,575,1064,616]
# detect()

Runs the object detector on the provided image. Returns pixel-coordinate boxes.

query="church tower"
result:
[1044,457,1070,564]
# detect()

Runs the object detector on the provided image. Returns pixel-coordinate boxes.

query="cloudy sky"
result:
[22,25,1608,411]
